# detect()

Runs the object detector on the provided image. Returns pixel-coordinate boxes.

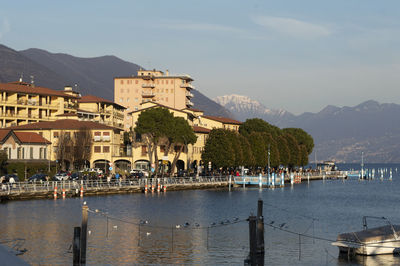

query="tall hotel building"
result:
[114,69,194,130]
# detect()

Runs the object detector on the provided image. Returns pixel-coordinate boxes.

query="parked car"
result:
[52,172,69,181]
[70,172,82,180]
[129,170,144,179]
[28,173,48,183]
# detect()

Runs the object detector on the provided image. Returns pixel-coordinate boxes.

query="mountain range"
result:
[215,95,400,163]
[0,44,233,118]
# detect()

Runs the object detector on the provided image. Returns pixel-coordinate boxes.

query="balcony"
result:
[102,135,111,142]
[186,100,194,107]
[186,92,194,98]
[180,83,194,89]
[142,91,155,98]
[142,83,155,88]
[94,136,101,142]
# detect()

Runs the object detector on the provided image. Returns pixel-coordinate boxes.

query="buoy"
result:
[62,189,66,199]
[163,185,167,192]
[54,186,57,199]
[157,182,160,193]
[80,186,84,197]
[151,183,154,193]
[144,184,148,193]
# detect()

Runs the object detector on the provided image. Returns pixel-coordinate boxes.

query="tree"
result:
[167,117,197,174]
[238,135,255,167]
[225,130,243,167]
[282,128,314,155]
[247,132,267,167]
[135,108,175,174]
[284,133,300,168]
[72,128,92,170]
[0,150,7,175]
[56,130,73,171]
[239,118,281,138]
[276,135,290,166]
[202,129,235,169]
[263,133,280,168]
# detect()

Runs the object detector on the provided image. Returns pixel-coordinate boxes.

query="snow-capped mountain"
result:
[214,94,294,125]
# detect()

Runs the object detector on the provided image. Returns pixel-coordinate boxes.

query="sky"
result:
[1,0,400,114]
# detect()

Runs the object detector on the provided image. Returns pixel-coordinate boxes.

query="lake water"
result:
[1,163,400,265]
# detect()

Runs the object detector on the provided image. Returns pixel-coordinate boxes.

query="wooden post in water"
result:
[73,226,81,266]
[248,216,257,265]
[257,200,265,255]
[80,205,88,265]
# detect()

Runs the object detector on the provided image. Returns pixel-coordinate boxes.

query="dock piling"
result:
[80,205,88,265]
[73,226,81,266]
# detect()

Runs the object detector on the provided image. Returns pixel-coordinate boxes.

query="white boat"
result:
[332,216,400,256]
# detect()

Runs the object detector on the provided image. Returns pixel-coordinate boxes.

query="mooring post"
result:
[80,205,88,265]
[229,175,232,191]
[256,200,265,255]
[248,215,257,265]
[73,226,81,266]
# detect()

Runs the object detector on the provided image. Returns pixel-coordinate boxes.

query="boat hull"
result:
[334,240,400,255]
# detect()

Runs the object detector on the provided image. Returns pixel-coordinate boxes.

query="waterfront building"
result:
[114,69,194,130]
[6,119,127,171]
[128,102,241,173]
[77,95,126,130]
[0,81,79,128]
[0,129,51,162]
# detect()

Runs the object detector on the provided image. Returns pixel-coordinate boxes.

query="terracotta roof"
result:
[193,126,210,133]
[78,95,126,109]
[14,132,51,144]
[5,119,119,131]
[201,115,242,125]
[0,129,11,142]
[186,108,203,112]
[0,82,78,98]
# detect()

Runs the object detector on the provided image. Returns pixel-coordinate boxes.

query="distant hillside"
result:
[0,44,233,118]
[217,94,400,163]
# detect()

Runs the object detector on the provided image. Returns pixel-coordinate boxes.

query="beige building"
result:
[77,95,126,130]
[114,69,194,130]
[0,129,51,162]
[0,81,79,128]
[7,119,128,171]
[128,102,241,172]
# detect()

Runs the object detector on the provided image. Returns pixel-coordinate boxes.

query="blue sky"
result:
[1,0,400,114]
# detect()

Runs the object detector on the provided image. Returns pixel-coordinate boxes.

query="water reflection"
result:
[1,167,400,265]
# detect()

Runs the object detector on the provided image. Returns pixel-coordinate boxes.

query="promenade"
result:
[0,171,347,201]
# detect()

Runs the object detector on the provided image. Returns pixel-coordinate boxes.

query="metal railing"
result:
[0,176,229,196]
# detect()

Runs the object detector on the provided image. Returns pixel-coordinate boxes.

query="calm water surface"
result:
[1,163,400,265]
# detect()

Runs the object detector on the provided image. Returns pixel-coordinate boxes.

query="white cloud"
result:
[252,16,331,39]
[0,18,10,39]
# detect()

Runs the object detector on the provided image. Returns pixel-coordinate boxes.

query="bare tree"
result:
[73,128,93,170]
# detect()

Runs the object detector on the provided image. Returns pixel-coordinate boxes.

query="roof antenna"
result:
[19,73,23,82]
[30,75,35,86]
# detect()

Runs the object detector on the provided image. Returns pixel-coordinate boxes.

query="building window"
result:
[161,80,164,84]
[127,97,130,102]
[103,146,110,153]
[166,97,168,102]
[103,132,110,136]
[166,89,169,93]
[8,148,11,159]
[120,80,124,85]
[171,80,174,84]
[30,147,34,159]
[119,98,123,102]
[166,80,169,85]
[94,132,101,136]
[44,148,47,159]
[54,132,59,138]
[94,146,101,153]
[135,80,138,84]
[141,145,147,155]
